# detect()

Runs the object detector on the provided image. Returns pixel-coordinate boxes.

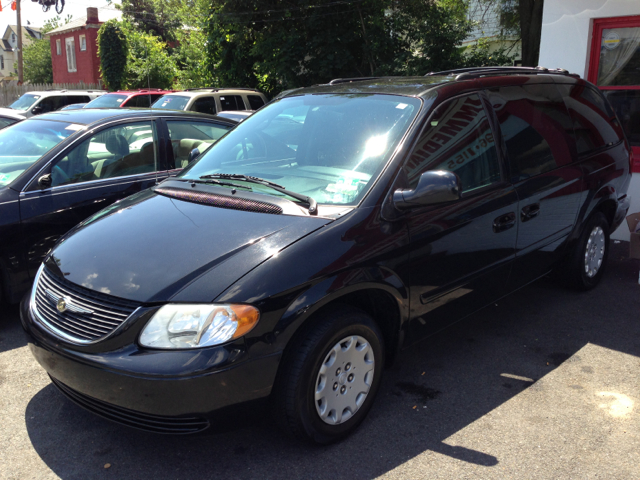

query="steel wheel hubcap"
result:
[314,335,375,425]
[584,226,605,278]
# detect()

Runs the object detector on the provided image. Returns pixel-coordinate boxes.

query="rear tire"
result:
[564,212,609,290]
[271,306,384,444]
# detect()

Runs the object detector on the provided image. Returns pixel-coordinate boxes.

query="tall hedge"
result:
[98,20,128,91]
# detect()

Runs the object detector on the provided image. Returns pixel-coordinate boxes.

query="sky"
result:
[1,0,121,36]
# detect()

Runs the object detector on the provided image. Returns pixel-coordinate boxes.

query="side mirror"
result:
[38,174,52,189]
[393,170,461,210]
[187,147,201,164]
[31,105,43,115]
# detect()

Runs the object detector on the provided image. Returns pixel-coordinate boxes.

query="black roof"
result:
[25,108,238,127]
[281,67,581,99]
[285,76,453,98]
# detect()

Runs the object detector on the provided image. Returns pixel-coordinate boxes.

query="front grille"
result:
[34,267,139,343]
[155,186,283,215]
[51,376,210,434]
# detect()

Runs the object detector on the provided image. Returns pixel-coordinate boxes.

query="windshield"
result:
[0,120,79,186]
[152,95,190,110]
[85,94,128,108]
[9,94,41,111]
[180,94,422,205]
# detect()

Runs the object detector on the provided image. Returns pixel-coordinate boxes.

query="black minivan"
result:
[22,67,632,444]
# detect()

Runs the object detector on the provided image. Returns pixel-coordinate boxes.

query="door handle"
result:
[521,203,541,222]
[493,212,516,233]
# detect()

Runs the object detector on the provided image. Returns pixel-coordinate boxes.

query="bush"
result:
[98,20,129,90]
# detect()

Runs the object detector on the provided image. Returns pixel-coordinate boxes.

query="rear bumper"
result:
[21,296,280,433]
[613,194,631,232]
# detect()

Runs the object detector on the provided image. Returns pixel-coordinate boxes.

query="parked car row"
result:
[3,68,633,444]
[0,88,268,124]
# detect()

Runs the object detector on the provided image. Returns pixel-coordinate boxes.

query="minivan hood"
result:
[45,189,332,303]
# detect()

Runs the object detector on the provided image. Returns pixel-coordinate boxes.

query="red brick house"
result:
[47,8,104,84]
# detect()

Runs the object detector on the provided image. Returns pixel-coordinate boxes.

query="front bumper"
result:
[21,296,280,433]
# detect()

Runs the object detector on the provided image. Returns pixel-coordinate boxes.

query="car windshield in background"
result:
[85,94,129,108]
[0,120,80,186]
[180,94,422,205]
[151,95,190,110]
[9,94,41,111]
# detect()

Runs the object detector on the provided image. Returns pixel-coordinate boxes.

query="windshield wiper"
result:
[200,174,318,215]
[177,177,252,190]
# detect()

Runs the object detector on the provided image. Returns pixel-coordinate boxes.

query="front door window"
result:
[51,122,159,187]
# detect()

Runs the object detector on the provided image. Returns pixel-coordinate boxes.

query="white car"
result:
[0,90,105,118]
[0,109,24,129]
[151,88,267,115]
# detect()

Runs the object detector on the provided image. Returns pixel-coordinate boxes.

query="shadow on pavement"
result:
[0,303,27,354]
[24,243,640,480]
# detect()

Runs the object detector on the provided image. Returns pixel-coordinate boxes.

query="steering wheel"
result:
[51,165,70,186]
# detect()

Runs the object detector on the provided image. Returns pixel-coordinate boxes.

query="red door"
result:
[588,15,640,171]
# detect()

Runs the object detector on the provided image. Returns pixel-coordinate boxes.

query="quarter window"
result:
[51,122,160,187]
[559,84,623,154]
[404,94,501,193]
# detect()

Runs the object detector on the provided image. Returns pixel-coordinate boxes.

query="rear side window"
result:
[247,95,265,110]
[557,83,623,155]
[167,120,231,168]
[219,95,245,111]
[191,96,216,115]
[65,96,90,106]
[404,93,501,193]
[486,85,574,182]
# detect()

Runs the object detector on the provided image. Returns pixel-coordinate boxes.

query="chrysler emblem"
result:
[45,289,94,315]
[57,297,67,313]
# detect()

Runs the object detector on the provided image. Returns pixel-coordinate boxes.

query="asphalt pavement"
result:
[1,242,639,480]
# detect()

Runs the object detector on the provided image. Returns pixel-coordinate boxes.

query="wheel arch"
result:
[273,277,408,369]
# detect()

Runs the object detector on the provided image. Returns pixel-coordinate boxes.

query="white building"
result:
[0,25,42,82]
[538,1,640,240]
[462,0,521,61]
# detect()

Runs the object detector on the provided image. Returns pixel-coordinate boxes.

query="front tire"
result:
[272,306,384,444]
[565,212,609,290]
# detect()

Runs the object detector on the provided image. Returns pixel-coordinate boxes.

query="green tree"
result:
[204,0,476,95]
[123,25,177,89]
[23,15,72,84]
[119,0,187,44]
[98,20,129,90]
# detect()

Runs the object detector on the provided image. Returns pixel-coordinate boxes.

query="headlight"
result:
[139,304,260,349]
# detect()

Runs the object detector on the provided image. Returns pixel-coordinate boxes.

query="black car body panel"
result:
[0,110,236,303]
[46,186,331,303]
[22,72,632,435]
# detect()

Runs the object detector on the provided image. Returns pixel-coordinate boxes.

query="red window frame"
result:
[588,15,640,171]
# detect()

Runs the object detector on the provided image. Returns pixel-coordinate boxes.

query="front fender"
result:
[270,268,409,355]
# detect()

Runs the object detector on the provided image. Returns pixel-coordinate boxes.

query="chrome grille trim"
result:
[31,264,140,344]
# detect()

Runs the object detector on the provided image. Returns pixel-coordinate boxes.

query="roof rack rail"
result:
[329,77,381,85]
[425,66,577,80]
[182,87,262,92]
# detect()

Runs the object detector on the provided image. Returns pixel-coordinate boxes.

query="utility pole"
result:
[16,0,23,83]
